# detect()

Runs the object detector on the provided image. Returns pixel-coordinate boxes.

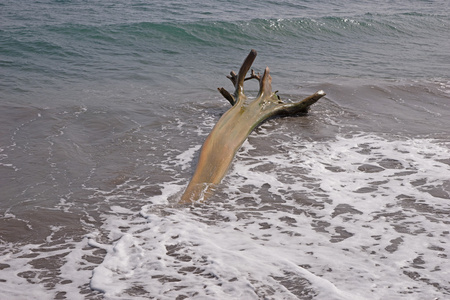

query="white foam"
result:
[3,132,447,299]
[0,236,98,300]
[174,144,201,171]
[86,133,450,299]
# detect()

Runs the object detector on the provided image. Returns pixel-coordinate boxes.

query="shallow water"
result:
[1,0,450,299]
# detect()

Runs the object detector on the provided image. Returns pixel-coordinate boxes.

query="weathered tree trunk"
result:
[180,50,325,203]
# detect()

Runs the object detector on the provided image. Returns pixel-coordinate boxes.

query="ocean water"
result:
[1,0,450,299]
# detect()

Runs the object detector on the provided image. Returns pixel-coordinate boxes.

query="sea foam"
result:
[87,132,450,299]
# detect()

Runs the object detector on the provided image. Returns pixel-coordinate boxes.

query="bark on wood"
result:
[180,49,325,203]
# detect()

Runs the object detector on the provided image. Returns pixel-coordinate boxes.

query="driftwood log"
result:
[180,49,325,203]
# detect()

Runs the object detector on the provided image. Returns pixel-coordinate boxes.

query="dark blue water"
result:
[1,1,449,299]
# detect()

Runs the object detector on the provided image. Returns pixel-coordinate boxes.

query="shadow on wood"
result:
[180,49,325,203]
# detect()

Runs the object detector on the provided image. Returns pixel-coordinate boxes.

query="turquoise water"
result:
[2,0,449,99]
[1,1,450,299]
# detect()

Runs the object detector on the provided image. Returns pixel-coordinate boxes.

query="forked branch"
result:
[180,50,325,203]
[244,69,261,82]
